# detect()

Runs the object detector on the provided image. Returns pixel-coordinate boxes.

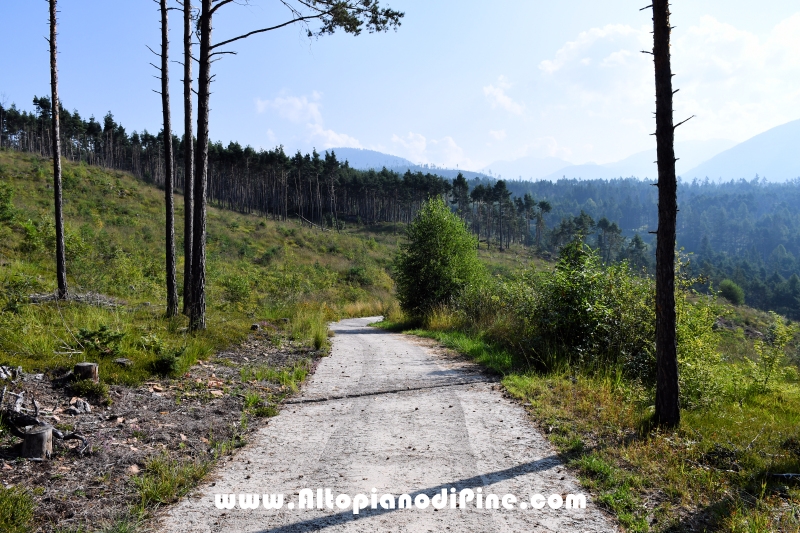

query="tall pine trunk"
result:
[190,0,211,331]
[182,0,194,316]
[160,0,179,317]
[652,0,680,428]
[49,0,67,299]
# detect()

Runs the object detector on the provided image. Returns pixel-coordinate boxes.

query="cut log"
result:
[74,362,99,382]
[22,425,53,459]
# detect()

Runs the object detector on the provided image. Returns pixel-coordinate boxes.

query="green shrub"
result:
[253,405,279,418]
[463,240,655,375]
[76,325,125,357]
[70,379,110,402]
[151,347,184,377]
[675,290,722,408]
[751,311,796,390]
[133,454,210,507]
[0,182,14,222]
[256,245,282,265]
[394,197,484,318]
[719,279,745,305]
[140,333,165,354]
[0,486,34,533]
[18,218,45,253]
[1,273,42,313]
[345,266,372,286]
[453,239,724,409]
[221,274,250,304]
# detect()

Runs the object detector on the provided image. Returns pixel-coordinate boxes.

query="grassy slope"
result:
[377,305,800,532]
[0,150,550,531]
[0,149,400,381]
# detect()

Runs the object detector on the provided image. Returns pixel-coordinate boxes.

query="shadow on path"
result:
[250,455,561,533]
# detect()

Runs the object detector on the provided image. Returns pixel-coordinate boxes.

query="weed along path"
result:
[160,317,616,533]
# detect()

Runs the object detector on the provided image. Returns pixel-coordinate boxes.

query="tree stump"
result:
[74,362,99,383]
[22,425,53,459]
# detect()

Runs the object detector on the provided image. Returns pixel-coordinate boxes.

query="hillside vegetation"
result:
[383,199,800,532]
[0,149,399,382]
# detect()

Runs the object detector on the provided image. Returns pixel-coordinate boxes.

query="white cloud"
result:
[538,14,800,147]
[489,129,507,141]
[255,91,362,149]
[256,92,323,124]
[391,132,474,169]
[307,123,363,149]
[483,76,525,115]
[539,24,652,112]
[671,14,800,140]
[539,24,646,75]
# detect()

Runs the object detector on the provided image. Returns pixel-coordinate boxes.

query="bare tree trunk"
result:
[50,0,67,300]
[160,0,179,317]
[182,0,194,316]
[652,0,680,428]
[190,0,211,331]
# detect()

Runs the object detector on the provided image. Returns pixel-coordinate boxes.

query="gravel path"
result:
[160,317,617,533]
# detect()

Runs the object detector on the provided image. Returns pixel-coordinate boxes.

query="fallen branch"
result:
[1,388,90,456]
[295,213,328,231]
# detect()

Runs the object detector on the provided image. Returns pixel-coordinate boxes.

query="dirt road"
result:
[160,317,616,532]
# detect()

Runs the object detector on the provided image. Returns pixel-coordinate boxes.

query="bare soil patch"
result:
[0,323,324,532]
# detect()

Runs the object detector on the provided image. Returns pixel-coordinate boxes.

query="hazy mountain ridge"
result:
[329,147,492,180]
[682,119,800,182]
[334,118,800,182]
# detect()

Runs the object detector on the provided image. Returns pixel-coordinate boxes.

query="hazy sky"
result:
[2,1,799,170]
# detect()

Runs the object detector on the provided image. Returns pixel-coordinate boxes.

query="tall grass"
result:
[132,454,211,509]
[380,240,800,531]
[0,150,400,381]
[240,359,310,392]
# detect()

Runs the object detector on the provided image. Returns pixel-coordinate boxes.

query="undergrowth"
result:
[0,485,35,533]
[0,150,397,384]
[379,237,800,532]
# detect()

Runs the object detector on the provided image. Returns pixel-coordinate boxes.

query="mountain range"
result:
[329,148,492,181]
[331,117,800,183]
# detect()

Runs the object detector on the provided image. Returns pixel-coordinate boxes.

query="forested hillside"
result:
[4,97,800,316]
[0,149,400,373]
[505,177,800,317]
[0,98,452,227]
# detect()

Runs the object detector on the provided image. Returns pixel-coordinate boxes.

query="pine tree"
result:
[189,0,403,330]
[49,0,67,299]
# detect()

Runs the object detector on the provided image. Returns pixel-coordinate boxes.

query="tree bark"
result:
[182,0,194,316]
[652,0,680,428]
[22,425,53,459]
[160,0,179,318]
[74,362,99,383]
[190,0,211,331]
[49,0,67,300]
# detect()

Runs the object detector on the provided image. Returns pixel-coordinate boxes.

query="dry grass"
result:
[0,150,401,381]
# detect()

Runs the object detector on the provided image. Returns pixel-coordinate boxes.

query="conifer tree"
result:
[189,0,403,330]
[49,0,67,299]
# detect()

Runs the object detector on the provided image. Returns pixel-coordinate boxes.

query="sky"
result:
[2,1,799,172]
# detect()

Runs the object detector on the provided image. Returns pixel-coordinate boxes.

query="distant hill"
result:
[539,139,735,181]
[482,155,572,181]
[682,119,800,182]
[328,148,415,169]
[327,117,800,184]
[328,147,492,181]
[607,139,736,179]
